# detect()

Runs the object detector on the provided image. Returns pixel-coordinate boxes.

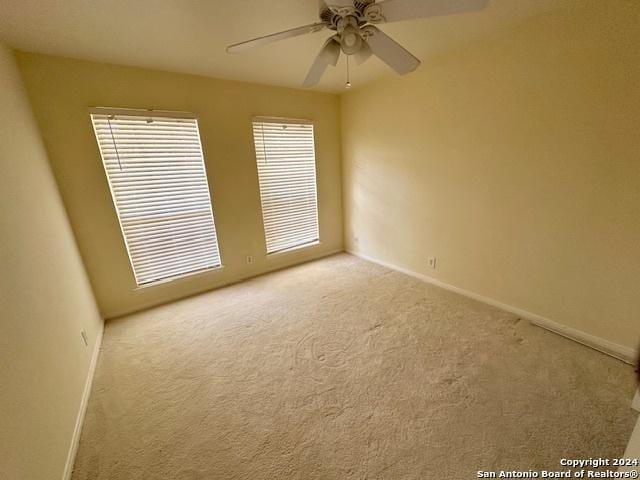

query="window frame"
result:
[90,107,223,287]
[251,116,321,256]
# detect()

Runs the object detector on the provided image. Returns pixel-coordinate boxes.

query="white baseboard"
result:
[63,321,104,480]
[348,250,638,365]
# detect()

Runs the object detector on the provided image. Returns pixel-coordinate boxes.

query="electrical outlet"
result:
[80,330,88,347]
[246,255,254,264]
[428,257,437,269]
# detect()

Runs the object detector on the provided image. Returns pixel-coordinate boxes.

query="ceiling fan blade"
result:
[367,0,489,24]
[361,26,420,75]
[227,22,327,53]
[303,37,341,88]
[353,42,372,65]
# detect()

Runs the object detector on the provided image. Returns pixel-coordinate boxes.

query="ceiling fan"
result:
[227,0,489,88]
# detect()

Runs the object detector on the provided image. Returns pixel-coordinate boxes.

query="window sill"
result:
[266,240,321,258]
[134,264,225,290]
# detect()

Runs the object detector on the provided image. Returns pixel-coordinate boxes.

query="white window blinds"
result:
[252,118,320,255]
[90,109,221,286]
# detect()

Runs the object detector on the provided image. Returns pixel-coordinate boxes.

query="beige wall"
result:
[0,44,102,480]
[16,53,344,318]
[341,1,640,351]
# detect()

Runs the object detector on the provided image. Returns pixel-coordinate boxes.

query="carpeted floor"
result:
[72,254,638,479]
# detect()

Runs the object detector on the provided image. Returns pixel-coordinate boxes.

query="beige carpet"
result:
[72,254,638,479]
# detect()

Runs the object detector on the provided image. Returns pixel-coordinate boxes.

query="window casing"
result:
[91,108,221,286]
[252,118,320,255]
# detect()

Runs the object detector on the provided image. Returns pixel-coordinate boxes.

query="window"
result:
[252,118,320,255]
[91,108,221,286]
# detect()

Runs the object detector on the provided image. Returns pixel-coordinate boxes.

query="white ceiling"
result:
[0,0,560,93]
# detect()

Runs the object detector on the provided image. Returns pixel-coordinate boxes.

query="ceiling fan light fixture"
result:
[363,3,384,23]
[339,25,363,55]
[344,32,357,47]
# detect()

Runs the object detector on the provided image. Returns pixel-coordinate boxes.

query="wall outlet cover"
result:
[428,257,437,269]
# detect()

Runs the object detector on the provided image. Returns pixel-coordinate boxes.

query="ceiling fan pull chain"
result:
[346,54,352,89]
